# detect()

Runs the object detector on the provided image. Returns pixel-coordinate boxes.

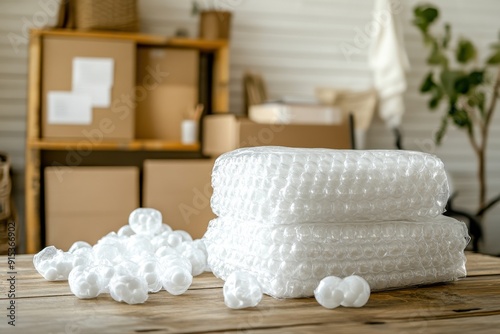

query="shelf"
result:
[28,139,200,152]
[31,29,228,50]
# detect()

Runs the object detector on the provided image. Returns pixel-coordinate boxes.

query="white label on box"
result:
[72,57,114,108]
[47,91,92,125]
[73,85,112,109]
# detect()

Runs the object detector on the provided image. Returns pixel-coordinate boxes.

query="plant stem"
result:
[477,68,500,211]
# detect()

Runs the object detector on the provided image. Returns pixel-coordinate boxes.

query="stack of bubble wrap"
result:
[203,147,469,298]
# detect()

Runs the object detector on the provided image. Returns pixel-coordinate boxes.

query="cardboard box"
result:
[45,167,139,250]
[249,103,343,125]
[42,36,136,140]
[143,159,215,239]
[203,114,353,156]
[135,47,199,141]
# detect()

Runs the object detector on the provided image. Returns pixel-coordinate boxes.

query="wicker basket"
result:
[199,11,232,40]
[57,0,139,32]
[0,152,17,255]
[76,0,139,32]
[0,152,11,221]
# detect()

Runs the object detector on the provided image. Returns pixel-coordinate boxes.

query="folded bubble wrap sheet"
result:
[211,147,450,224]
[204,216,469,298]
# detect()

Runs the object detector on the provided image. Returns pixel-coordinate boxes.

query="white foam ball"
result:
[117,225,135,237]
[71,247,95,269]
[129,208,162,235]
[180,246,207,276]
[223,271,262,309]
[159,223,173,234]
[139,260,162,293]
[68,241,92,253]
[33,246,74,281]
[314,276,344,309]
[167,232,183,248]
[68,266,103,299]
[109,274,149,304]
[155,245,177,258]
[338,275,371,307]
[162,266,193,295]
[175,230,193,242]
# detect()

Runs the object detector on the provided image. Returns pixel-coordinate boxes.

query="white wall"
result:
[1,0,500,254]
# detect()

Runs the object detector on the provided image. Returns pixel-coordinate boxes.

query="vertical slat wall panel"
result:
[1,0,499,254]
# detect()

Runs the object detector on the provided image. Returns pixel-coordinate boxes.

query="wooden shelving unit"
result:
[25,29,229,253]
[28,139,200,151]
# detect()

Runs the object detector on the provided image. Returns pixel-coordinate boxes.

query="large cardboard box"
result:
[135,47,199,141]
[45,167,139,250]
[42,36,136,140]
[143,159,215,239]
[203,114,353,156]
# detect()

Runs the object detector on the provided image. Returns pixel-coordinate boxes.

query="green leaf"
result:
[413,5,439,33]
[487,50,500,64]
[429,95,442,109]
[468,71,484,86]
[427,41,448,66]
[435,115,449,145]
[456,39,477,64]
[420,72,436,92]
[440,70,464,101]
[428,86,443,110]
[454,76,470,94]
[448,104,470,128]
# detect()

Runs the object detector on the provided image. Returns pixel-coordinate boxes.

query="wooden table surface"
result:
[1,252,499,333]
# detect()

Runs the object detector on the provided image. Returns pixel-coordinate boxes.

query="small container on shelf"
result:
[181,104,203,145]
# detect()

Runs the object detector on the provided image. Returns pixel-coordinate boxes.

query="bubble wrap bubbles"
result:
[33,246,74,281]
[68,266,103,299]
[223,271,262,309]
[211,147,449,224]
[162,266,193,295]
[204,216,469,298]
[129,208,162,235]
[109,274,149,304]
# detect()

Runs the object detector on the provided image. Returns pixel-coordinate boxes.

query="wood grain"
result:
[24,30,42,254]
[0,253,499,333]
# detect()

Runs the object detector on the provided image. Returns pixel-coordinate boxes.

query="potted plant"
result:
[412,4,500,223]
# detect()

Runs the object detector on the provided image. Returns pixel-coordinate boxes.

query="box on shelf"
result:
[135,47,199,141]
[249,103,343,125]
[202,114,353,157]
[45,167,139,250]
[143,159,215,239]
[41,36,136,140]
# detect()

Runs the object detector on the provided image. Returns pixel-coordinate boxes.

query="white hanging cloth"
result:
[368,0,410,129]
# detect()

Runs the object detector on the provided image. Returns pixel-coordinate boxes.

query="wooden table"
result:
[1,252,499,333]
